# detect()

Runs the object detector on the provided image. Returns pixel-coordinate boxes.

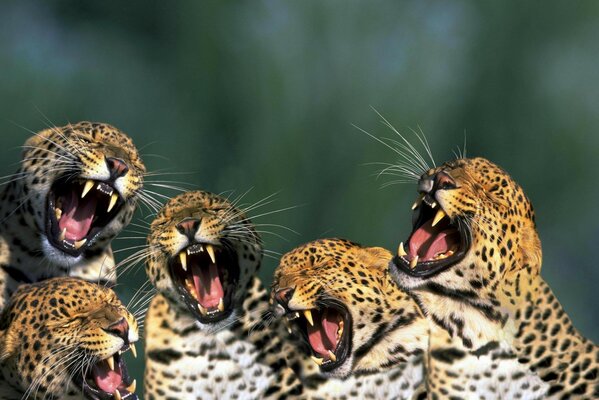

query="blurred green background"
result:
[1,0,598,393]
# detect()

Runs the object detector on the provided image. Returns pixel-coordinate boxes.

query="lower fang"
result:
[311,356,323,366]
[127,379,137,393]
[410,255,419,269]
[199,304,208,316]
[218,298,225,312]
[74,239,87,250]
[398,242,407,257]
[328,350,337,362]
[113,390,122,400]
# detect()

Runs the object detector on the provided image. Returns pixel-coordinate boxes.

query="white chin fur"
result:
[195,309,238,334]
[389,265,425,291]
[324,354,353,379]
[41,236,83,268]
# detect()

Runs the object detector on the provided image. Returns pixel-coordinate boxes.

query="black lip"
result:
[390,197,471,278]
[287,300,352,373]
[168,242,239,324]
[72,349,138,400]
[45,176,124,257]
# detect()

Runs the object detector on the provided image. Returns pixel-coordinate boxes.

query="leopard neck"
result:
[352,273,429,373]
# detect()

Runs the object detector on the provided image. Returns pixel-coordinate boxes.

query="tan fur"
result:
[0,122,145,311]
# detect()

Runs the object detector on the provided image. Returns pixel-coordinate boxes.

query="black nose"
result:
[274,287,295,309]
[104,317,129,344]
[418,171,456,194]
[105,157,129,180]
[176,218,201,241]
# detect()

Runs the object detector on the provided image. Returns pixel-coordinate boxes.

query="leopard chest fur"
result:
[144,293,283,400]
[426,325,548,400]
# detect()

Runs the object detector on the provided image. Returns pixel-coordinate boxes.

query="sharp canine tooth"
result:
[199,304,208,315]
[127,379,137,393]
[206,245,216,264]
[328,350,337,362]
[410,255,419,269]
[304,310,314,326]
[311,356,323,366]
[432,209,447,227]
[398,242,407,257]
[82,180,94,198]
[431,201,437,209]
[74,239,87,249]
[218,298,225,312]
[130,343,137,358]
[412,194,424,210]
[107,193,118,213]
[179,252,187,271]
[113,390,122,400]
[59,228,67,242]
[106,356,115,371]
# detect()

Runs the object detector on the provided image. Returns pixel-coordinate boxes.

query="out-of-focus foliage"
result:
[1,0,597,393]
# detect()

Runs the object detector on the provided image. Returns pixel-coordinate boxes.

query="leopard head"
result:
[272,239,427,378]
[21,121,145,266]
[390,157,541,346]
[0,278,139,399]
[146,190,262,331]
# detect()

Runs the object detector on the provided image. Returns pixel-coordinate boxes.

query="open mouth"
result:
[393,194,470,277]
[286,303,351,372]
[46,177,124,256]
[74,345,137,400]
[169,243,239,323]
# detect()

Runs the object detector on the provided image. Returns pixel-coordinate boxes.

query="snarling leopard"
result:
[0,122,145,310]
[144,190,302,399]
[0,277,139,399]
[272,238,429,399]
[390,157,598,399]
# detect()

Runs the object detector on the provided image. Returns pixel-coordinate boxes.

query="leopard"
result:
[271,238,429,400]
[0,121,145,311]
[144,190,302,400]
[388,156,598,399]
[0,277,139,400]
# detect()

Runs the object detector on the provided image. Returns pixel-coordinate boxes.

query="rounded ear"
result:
[521,227,542,274]
[23,128,54,148]
[361,246,393,269]
[0,309,14,362]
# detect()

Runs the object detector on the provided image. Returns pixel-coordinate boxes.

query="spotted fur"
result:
[0,277,139,399]
[144,191,302,399]
[0,122,145,310]
[390,157,598,399]
[272,238,429,399]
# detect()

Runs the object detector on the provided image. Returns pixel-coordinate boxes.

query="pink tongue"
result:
[58,190,97,241]
[307,311,339,357]
[92,362,122,394]
[408,219,460,261]
[192,263,224,308]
